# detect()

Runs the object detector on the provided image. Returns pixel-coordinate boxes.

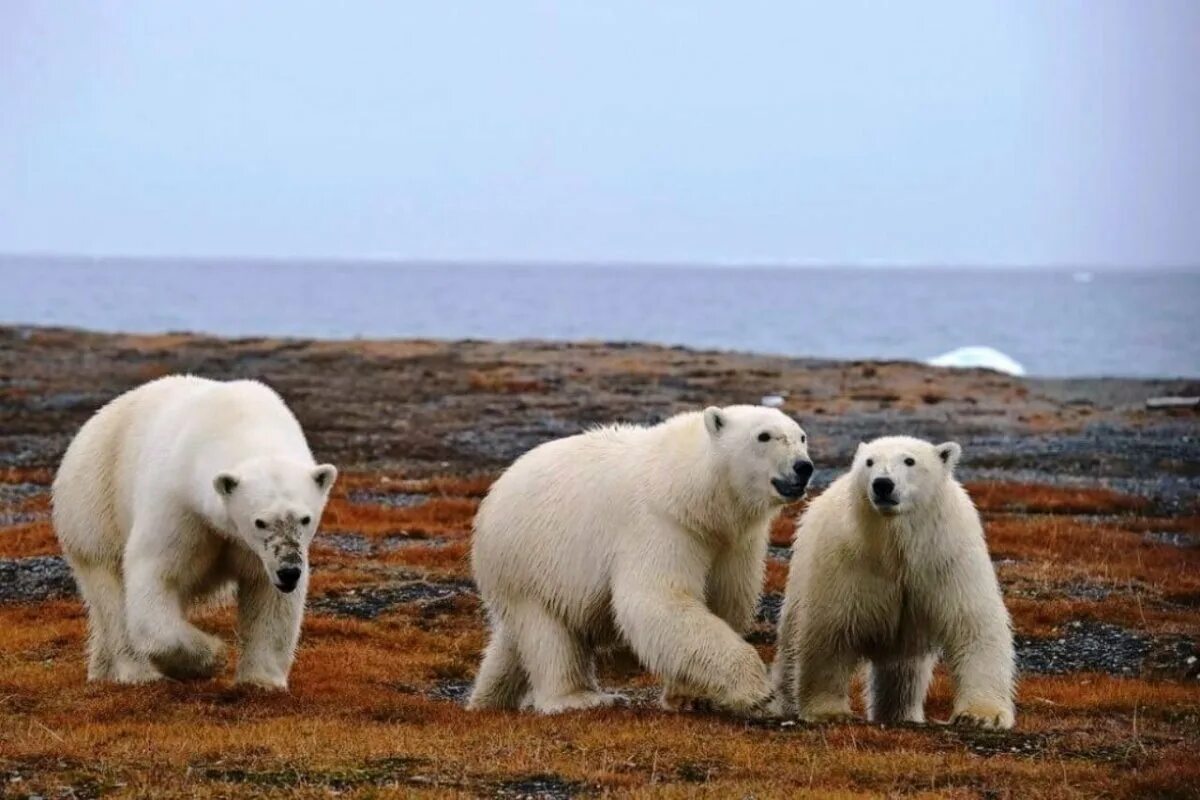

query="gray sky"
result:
[2,1,1198,267]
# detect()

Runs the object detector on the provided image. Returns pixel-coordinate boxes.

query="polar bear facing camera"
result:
[773,436,1015,728]
[469,405,813,714]
[53,375,337,689]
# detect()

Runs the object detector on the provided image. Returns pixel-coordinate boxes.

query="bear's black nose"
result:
[275,566,302,592]
[793,460,814,480]
[872,477,895,497]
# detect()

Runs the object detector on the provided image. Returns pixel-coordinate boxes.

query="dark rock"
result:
[310,579,475,620]
[444,415,583,463]
[494,774,583,799]
[756,593,783,626]
[1016,620,1161,676]
[428,679,472,703]
[767,545,792,561]
[320,533,375,555]
[347,490,428,508]
[1144,531,1198,548]
[0,556,76,603]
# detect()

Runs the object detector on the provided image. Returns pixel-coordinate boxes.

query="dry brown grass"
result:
[0,520,58,559]
[0,466,53,485]
[988,514,1200,589]
[323,497,479,539]
[966,482,1149,516]
[335,472,495,499]
[467,369,549,395]
[2,473,1198,798]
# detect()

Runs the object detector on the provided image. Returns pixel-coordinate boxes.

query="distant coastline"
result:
[3,251,1199,273]
[2,255,1198,379]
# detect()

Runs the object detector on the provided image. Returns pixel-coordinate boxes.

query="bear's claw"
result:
[803,710,856,724]
[532,691,624,714]
[950,703,1015,730]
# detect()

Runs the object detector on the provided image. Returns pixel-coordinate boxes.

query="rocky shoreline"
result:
[3,325,1196,474]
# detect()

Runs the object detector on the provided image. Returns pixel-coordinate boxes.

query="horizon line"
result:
[1,251,1198,273]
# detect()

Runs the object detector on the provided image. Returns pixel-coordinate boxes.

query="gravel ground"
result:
[346,490,429,508]
[1144,531,1199,548]
[753,597,1199,679]
[310,579,475,620]
[0,555,76,603]
[319,533,377,555]
[494,774,582,799]
[0,483,45,504]
[428,680,473,703]
[0,511,45,526]
[1016,620,1199,678]
[1008,580,1129,603]
[756,593,784,626]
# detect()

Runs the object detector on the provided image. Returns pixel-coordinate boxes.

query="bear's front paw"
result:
[661,690,715,713]
[661,678,716,713]
[114,657,164,685]
[802,709,856,724]
[533,691,623,714]
[148,634,226,681]
[950,700,1015,730]
[715,679,776,718]
[710,648,774,716]
[235,671,289,691]
[799,696,855,724]
[765,692,794,719]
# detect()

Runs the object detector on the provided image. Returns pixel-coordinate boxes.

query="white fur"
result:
[52,375,337,689]
[468,405,812,714]
[773,436,1015,729]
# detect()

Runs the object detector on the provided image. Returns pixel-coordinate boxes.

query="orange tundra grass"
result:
[1,472,1199,798]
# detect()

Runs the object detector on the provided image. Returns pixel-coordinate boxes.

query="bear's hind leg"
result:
[70,559,120,681]
[796,644,858,722]
[513,604,617,714]
[467,621,529,710]
[866,654,935,724]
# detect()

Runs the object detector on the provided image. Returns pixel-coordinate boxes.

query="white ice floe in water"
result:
[927,346,1026,376]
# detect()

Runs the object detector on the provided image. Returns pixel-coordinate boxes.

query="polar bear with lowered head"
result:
[773,436,1015,728]
[53,375,337,689]
[469,405,813,714]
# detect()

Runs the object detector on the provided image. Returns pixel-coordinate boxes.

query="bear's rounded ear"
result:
[213,473,239,498]
[702,406,725,437]
[312,464,338,492]
[936,442,962,472]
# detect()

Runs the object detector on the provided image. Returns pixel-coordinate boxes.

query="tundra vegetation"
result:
[0,326,1197,798]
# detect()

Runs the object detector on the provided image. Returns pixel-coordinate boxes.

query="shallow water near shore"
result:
[3,255,1198,378]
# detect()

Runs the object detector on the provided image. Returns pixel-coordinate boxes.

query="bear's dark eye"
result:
[800,434,806,444]
[300,515,312,526]
[904,457,916,467]
[865,459,874,467]
[254,518,267,529]
[757,432,771,442]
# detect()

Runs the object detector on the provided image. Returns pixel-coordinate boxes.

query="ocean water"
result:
[2,256,1197,379]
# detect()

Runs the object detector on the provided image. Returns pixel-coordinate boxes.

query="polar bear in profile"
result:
[53,375,337,689]
[773,436,1015,728]
[469,405,813,714]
